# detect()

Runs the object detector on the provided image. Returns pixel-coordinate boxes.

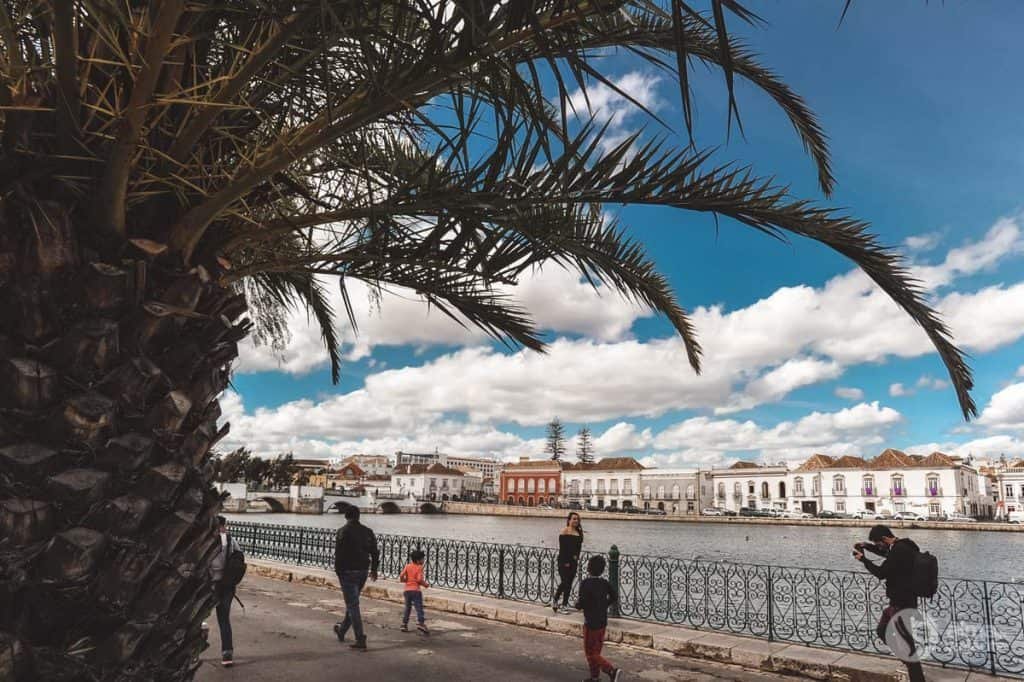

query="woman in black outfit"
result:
[552,512,584,614]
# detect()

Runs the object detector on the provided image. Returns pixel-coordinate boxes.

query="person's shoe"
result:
[552,603,559,614]
[333,622,348,642]
[350,637,367,651]
[608,668,623,682]
[417,623,430,636]
[221,651,233,668]
[400,623,409,632]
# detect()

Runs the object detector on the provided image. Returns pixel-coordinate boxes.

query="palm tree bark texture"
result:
[0,1,974,680]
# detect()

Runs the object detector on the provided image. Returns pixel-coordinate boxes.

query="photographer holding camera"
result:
[853,525,928,682]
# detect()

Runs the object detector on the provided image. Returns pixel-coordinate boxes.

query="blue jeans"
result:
[338,570,369,640]
[215,586,234,656]
[402,590,425,625]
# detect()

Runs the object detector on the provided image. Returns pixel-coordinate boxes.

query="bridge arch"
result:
[330,500,355,514]
[258,496,288,513]
[420,502,440,514]
[378,501,401,514]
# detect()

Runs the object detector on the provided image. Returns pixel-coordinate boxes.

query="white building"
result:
[390,463,465,501]
[636,469,700,514]
[996,460,1024,518]
[709,462,789,512]
[340,454,392,477]
[562,457,645,509]
[394,451,502,479]
[788,450,987,518]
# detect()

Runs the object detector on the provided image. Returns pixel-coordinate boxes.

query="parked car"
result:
[701,507,724,516]
[778,510,811,519]
[646,508,667,516]
[566,502,583,510]
[892,511,926,521]
[720,509,738,517]
[851,510,886,520]
[625,506,643,514]
[738,507,756,517]
[945,513,977,523]
[817,510,850,519]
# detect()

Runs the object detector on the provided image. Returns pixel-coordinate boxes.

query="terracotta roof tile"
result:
[729,461,760,470]
[565,457,645,471]
[796,454,835,472]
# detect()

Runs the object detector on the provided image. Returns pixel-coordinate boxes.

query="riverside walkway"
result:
[197,573,798,681]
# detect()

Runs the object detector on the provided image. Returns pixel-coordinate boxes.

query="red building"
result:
[499,457,563,506]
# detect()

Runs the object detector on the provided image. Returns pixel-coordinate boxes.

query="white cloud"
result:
[977,383,1024,431]
[717,357,842,414]
[916,375,950,391]
[912,217,1023,290]
[594,422,653,455]
[835,386,865,401]
[566,71,663,154]
[889,383,911,397]
[905,233,941,252]
[1018,366,1024,379]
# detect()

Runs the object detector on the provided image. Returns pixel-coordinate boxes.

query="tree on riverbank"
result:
[0,1,976,680]
[577,427,595,464]
[546,418,567,461]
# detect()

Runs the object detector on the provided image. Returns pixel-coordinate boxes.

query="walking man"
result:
[333,506,379,650]
[853,525,927,682]
[210,515,243,667]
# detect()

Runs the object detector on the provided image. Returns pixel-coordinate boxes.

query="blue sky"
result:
[223,2,1024,467]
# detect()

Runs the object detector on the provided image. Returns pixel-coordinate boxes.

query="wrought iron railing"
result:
[229,521,1024,677]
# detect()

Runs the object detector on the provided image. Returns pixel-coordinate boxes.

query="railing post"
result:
[609,545,621,618]
[766,565,775,642]
[297,527,306,566]
[983,581,997,676]
[498,546,506,599]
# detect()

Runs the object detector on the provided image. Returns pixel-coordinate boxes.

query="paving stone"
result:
[515,610,548,630]
[652,629,703,655]
[463,601,498,620]
[495,607,519,624]
[730,639,791,670]
[769,644,846,680]
[545,615,582,637]
[685,632,739,663]
[830,652,904,682]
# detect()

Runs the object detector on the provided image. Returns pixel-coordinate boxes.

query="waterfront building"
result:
[390,463,466,501]
[500,457,563,506]
[562,457,645,509]
[308,460,364,490]
[636,468,700,514]
[996,460,1024,518]
[395,450,503,479]
[786,449,987,518]
[709,461,790,513]
[459,469,485,501]
[340,454,392,477]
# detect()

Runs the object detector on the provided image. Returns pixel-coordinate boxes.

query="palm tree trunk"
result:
[0,202,242,681]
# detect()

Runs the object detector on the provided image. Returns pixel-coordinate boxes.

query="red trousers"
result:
[583,625,614,678]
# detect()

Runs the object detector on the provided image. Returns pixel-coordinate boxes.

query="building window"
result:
[891,475,904,496]
[657,485,666,500]
[644,485,652,500]
[812,477,820,495]
[836,501,846,512]
[506,479,514,492]
[929,503,941,515]
[926,475,939,497]
[761,482,770,499]
[623,480,632,495]
[863,476,874,496]
[682,484,691,500]
[794,477,804,495]
[895,502,906,512]
[537,479,546,493]
[517,479,525,492]
[597,479,606,494]
[550,478,558,492]
[833,475,845,494]
[748,481,755,495]
[527,479,535,493]
[733,482,741,496]
[778,481,786,498]
[584,480,592,494]
[1019,484,1024,499]
[610,479,619,494]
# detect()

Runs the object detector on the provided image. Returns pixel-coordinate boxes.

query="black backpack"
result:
[911,550,938,599]
[223,539,247,588]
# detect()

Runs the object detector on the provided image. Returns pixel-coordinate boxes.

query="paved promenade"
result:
[197,575,801,681]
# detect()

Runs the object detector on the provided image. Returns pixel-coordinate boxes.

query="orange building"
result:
[499,457,563,506]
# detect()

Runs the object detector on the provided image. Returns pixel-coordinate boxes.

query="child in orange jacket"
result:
[399,550,430,634]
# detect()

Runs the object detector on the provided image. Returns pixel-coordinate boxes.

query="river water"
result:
[225,512,1024,583]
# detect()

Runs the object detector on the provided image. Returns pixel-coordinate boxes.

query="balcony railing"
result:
[891,488,906,497]
[862,488,874,497]
[793,490,805,498]
[230,520,1024,678]
[833,489,847,496]
[927,488,941,497]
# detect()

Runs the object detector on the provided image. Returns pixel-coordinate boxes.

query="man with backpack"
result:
[333,507,379,650]
[210,515,246,667]
[854,524,934,682]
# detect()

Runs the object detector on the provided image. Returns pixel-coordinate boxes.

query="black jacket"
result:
[860,537,919,608]
[575,576,617,629]
[334,521,380,574]
[557,533,583,565]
